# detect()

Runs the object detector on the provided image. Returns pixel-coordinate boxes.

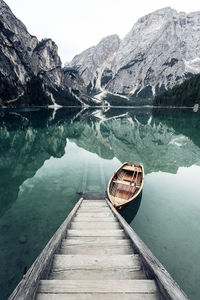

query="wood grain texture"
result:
[70,221,120,229]
[113,180,133,186]
[60,244,133,255]
[82,200,106,203]
[38,279,158,293]
[8,198,84,300]
[67,229,126,237]
[75,212,114,217]
[10,196,188,300]
[49,268,145,280]
[52,254,140,270]
[80,203,108,207]
[66,236,128,242]
[73,216,117,222]
[79,206,110,209]
[37,293,160,300]
[62,238,131,245]
[78,208,111,212]
[79,203,109,207]
[106,198,189,300]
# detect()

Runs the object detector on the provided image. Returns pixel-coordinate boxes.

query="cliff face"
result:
[68,7,200,100]
[106,7,200,98]
[0,0,93,107]
[66,35,120,93]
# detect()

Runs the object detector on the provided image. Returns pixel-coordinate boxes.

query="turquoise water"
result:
[0,107,200,299]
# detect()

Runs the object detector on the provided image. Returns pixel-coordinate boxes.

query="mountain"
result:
[67,7,200,101]
[66,35,120,93]
[0,0,94,107]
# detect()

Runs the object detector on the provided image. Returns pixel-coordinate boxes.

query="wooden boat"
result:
[107,162,144,210]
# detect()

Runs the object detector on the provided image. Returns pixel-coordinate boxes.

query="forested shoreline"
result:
[154,74,200,106]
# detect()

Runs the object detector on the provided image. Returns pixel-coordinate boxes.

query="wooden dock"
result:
[9,198,188,300]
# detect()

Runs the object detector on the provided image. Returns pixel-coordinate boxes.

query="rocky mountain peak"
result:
[66,34,120,91]
[108,7,200,97]
[0,0,37,58]
[0,0,94,107]
[68,7,200,101]
[137,7,175,22]
[32,39,62,74]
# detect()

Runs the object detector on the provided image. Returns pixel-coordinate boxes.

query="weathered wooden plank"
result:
[82,200,106,203]
[79,209,111,213]
[49,268,145,280]
[73,216,117,222]
[78,208,111,212]
[106,198,189,300]
[79,207,108,210]
[80,206,108,210]
[71,220,118,225]
[60,244,133,255]
[80,201,108,204]
[77,210,112,214]
[113,179,132,186]
[8,198,84,300]
[75,212,114,217]
[81,204,107,206]
[70,221,120,230]
[80,203,108,207]
[122,165,135,171]
[67,229,126,237]
[52,254,140,270]
[62,238,131,245]
[37,293,160,300]
[76,209,112,213]
[66,236,128,242]
[38,280,158,293]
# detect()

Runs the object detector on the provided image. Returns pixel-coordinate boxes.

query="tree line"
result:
[154,74,200,106]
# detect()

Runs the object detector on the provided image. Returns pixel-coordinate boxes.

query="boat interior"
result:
[110,164,143,201]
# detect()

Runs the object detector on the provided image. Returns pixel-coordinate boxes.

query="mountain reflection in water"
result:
[0,107,200,300]
[1,107,200,217]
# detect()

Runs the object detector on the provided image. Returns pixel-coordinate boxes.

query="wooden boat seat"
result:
[122,165,135,171]
[114,197,127,204]
[123,165,142,172]
[113,180,135,186]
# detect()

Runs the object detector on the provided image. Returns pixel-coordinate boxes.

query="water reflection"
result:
[0,108,80,217]
[152,108,200,148]
[120,192,142,224]
[0,107,200,299]
[1,107,200,218]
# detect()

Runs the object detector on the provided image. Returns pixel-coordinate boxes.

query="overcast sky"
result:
[5,0,200,64]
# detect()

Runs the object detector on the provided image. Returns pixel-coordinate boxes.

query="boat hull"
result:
[107,162,144,210]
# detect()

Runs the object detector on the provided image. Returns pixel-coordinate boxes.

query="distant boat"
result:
[107,162,144,210]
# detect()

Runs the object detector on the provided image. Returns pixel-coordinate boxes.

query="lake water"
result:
[0,107,200,299]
